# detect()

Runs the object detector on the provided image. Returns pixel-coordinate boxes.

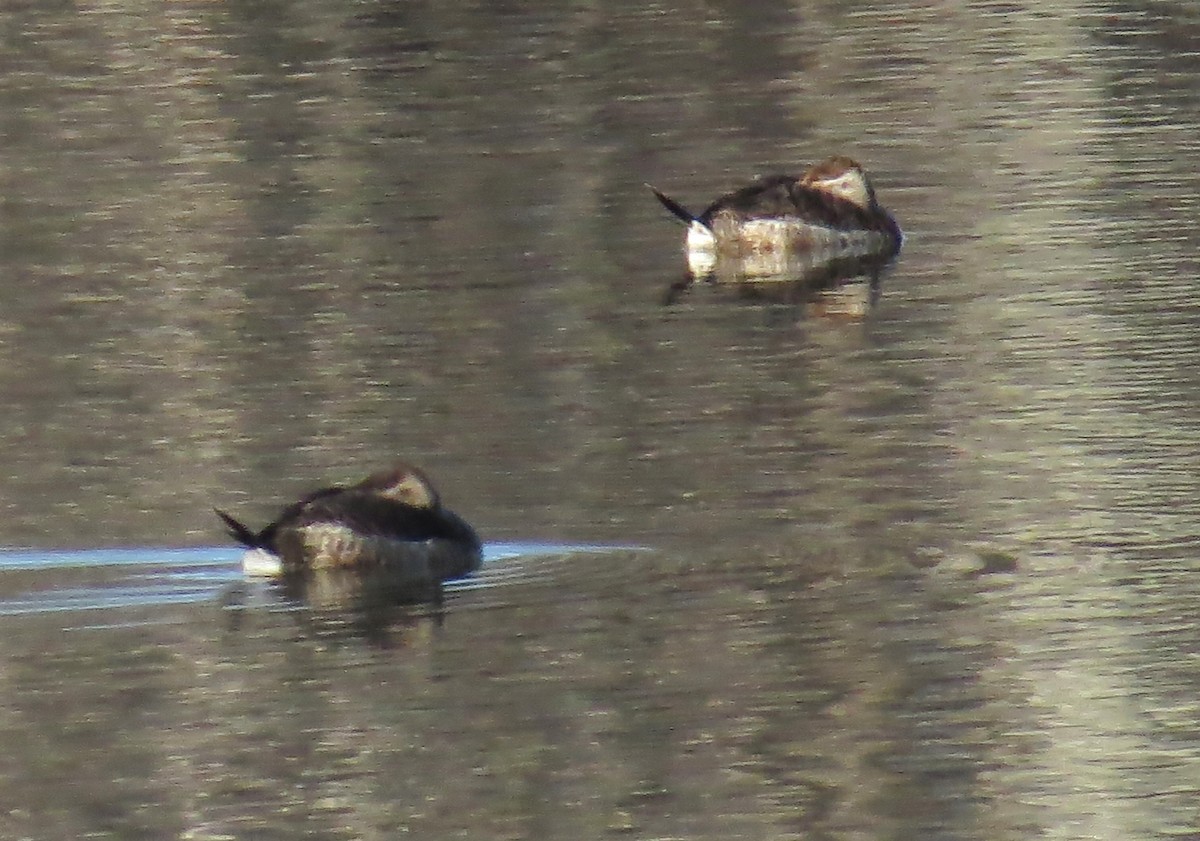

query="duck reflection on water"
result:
[652,156,902,313]
[216,463,482,607]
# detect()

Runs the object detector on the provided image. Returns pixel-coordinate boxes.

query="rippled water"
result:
[3,1,1200,838]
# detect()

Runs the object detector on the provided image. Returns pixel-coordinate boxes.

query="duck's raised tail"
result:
[647,184,702,227]
[214,508,260,549]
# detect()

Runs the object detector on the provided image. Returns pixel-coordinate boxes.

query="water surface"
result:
[2,1,1200,839]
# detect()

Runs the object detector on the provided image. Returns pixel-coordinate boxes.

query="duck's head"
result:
[355,463,441,510]
[801,156,876,210]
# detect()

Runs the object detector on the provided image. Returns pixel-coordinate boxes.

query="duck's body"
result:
[216,464,481,597]
[651,156,902,277]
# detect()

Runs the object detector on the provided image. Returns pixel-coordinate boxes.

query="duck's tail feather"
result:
[214,508,260,548]
[647,184,704,227]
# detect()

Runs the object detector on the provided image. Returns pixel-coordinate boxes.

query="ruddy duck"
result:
[650,155,902,277]
[216,463,482,598]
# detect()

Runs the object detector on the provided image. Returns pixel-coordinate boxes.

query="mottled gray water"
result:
[2,1,1200,839]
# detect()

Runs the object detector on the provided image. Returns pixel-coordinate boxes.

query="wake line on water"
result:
[0,541,651,618]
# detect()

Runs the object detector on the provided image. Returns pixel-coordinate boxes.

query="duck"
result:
[216,463,482,600]
[650,155,902,277]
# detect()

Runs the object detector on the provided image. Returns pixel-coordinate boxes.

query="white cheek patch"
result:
[824,173,870,208]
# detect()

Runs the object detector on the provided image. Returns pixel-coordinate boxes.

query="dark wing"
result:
[291,491,481,550]
[784,182,884,232]
[225,484,347,551]
[699,175,802,223]
[701,175,893,237]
